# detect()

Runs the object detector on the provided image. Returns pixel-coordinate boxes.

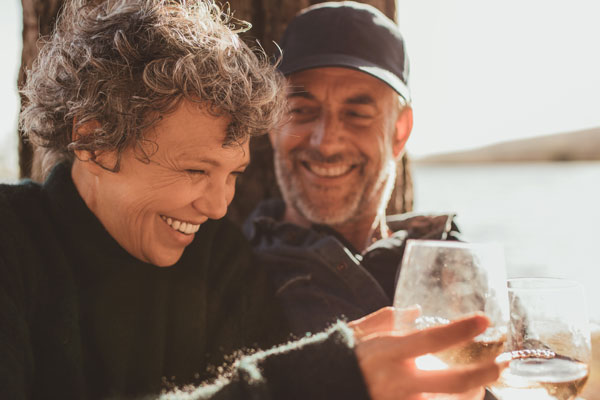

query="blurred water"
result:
[412,161,600,321]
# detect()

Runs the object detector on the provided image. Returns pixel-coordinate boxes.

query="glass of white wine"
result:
[490,278,591,400]
[393,240,509,367]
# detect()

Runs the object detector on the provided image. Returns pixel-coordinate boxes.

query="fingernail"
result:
[465,314,489,332]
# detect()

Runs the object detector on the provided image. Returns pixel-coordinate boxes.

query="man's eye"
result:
[288,106,319,123]
[346,110,372,119]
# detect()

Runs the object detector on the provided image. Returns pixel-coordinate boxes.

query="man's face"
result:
[271,67,410,226]
[87,100,249,267]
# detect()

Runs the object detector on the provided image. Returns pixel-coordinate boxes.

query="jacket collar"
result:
[244,198,458,256]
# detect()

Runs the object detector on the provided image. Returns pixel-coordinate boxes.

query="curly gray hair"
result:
[20,0,285,175]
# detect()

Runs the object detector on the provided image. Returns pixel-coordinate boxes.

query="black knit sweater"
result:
[0,163,370,400]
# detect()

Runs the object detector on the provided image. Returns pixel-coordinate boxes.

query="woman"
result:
[4,0,292,397]
[1,1,504,399]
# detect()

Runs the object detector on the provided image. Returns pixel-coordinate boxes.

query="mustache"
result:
[290,148,366,165]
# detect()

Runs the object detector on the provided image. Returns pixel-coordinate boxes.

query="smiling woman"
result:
[72,101,250,267]
[0,0,312,398]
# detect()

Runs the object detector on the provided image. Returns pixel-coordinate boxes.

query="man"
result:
[245,1,461,334]
[244,5,504,399]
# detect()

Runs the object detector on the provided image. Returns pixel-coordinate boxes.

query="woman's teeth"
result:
[161,215,200,235]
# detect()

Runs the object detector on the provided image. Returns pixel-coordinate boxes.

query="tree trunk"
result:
[17,0,412,220]
[18,0,64,179]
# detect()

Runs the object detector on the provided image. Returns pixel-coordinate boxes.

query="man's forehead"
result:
[286,67,393,102]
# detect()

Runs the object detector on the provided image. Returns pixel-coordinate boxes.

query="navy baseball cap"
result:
[277,1,410,101]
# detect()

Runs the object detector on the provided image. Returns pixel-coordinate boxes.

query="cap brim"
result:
[279,54,411,102]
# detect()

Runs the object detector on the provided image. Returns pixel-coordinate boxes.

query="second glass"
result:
[490,278,591,400]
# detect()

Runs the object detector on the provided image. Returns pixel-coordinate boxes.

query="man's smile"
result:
[300,160,359,178]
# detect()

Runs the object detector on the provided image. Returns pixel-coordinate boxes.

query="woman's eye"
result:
[225,171,244,185]
[185,169,206,175]
[230,171,245,181]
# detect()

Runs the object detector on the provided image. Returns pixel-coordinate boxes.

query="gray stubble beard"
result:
[274,149,395,227]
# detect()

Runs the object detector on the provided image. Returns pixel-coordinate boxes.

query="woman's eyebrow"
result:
[176,155,222,167]
[187,158,250,170]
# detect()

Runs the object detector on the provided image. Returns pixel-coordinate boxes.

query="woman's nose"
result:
[192,182,232,220]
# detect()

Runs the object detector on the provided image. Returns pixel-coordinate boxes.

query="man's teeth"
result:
[305,162,354,178]
[161,215,200,235]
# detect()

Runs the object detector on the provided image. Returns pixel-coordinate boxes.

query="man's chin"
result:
[296,201,356,226]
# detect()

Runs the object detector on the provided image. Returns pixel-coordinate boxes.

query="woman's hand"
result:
[349,307,507,400]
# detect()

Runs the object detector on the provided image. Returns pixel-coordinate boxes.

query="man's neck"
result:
[283,206,390,253]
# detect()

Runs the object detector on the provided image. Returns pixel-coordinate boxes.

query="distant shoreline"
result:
[415,127,600,164]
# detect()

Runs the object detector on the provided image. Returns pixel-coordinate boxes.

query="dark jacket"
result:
[0,164,370,400]
[244,199,461,336]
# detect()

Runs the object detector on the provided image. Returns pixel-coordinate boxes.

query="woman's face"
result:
[83,100,249,266]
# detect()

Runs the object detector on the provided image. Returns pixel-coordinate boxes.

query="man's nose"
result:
[192,181,232,220]
[309,112,343,152]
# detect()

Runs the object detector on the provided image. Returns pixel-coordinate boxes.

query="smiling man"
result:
[244,1,461,334]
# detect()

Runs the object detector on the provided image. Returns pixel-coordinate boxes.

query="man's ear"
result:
[72,118,117,174]
[392,106,413,159]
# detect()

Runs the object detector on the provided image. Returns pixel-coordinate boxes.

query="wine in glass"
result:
[491,278,591,400]
[393,240,509,367]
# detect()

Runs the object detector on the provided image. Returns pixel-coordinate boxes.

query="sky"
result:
[1,0,600,178]
[397,0,600,156]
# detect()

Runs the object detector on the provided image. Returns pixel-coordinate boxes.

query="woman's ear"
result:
[392,106,413,159]
[71,118,102,162]
[71,118,117,174]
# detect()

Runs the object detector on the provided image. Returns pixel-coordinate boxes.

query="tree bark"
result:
[17,0,412,220]
[18,0,64,179]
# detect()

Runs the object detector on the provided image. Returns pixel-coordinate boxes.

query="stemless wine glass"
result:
[490,278,591,400]
[393,240,509,366]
